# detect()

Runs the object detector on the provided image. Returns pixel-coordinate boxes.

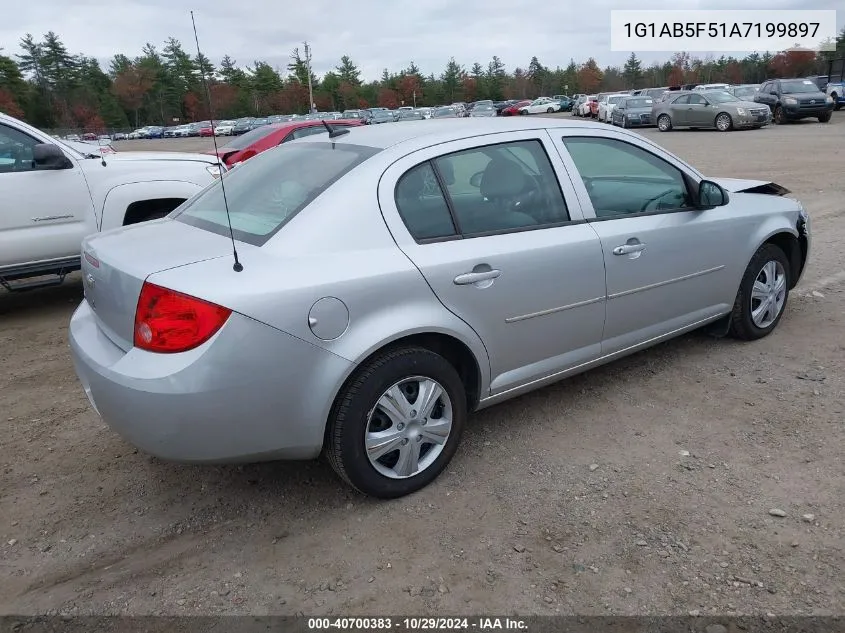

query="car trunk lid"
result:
[80,220,236,351]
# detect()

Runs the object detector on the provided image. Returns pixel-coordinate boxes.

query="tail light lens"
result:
[134,282,231,353]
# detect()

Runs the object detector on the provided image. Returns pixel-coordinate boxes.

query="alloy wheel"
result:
[716,113,732,131]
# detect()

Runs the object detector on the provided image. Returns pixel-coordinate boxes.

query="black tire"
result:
[622,116,629,128]
[519,110,527,115]
[818,112,831,123]
[325,347,467,498]
[657,114,672,131]
[773,105,786,125]
[728,243,791,341]
[831,93,840,111]
[546,107,554,113]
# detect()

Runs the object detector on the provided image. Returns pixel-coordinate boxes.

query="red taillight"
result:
[133,282,231,353]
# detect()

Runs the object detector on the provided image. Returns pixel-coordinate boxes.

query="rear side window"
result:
[174,142,380,246]
[395,163,457,240]
[394,140,570,241]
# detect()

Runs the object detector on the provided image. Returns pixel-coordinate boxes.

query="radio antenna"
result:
[190,10,242,272]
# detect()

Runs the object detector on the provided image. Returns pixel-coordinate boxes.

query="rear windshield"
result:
[174,142,380,246]
[221,125,281,150]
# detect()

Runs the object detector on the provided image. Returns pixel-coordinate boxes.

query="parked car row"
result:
[572,77,835,132]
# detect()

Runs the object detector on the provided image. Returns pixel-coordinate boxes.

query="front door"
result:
[0,123,94,269]
[378,131,608,394]
[553,132,742,355]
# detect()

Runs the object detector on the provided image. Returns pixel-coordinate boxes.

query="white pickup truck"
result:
[0,112,225,292]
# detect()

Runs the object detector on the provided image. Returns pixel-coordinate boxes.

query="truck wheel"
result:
[773,106,786,125]
[818,112,832,123]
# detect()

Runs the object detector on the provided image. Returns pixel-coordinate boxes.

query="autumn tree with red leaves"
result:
[377,87,399,109]
[577,59,603,93]
[769,50,817,78]
[0,89,24,118]
[112,64,155,127]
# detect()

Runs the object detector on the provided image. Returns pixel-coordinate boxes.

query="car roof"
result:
[294,117,614,153]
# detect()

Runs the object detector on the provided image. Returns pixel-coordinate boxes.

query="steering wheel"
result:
[640,188,680,212]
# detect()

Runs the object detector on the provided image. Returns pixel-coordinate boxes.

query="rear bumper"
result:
[69,301,353,463]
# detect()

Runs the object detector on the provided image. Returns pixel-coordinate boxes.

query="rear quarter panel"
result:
[150,164,492,421]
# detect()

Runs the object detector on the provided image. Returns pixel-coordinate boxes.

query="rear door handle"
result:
[613,243,646,256]
[454,269,501,285]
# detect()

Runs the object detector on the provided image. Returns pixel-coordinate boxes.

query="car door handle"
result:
[454,269,501,285]
[613,244,646,256]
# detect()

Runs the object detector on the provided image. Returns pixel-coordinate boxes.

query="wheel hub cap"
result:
[365,376,453,479]
[750,260,786,328]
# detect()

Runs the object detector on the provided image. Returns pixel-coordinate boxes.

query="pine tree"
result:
[622,52,643,88]
[336,55,361,86]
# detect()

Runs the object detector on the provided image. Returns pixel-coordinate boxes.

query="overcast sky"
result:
[2,0,842,80]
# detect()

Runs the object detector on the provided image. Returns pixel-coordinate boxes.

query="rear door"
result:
[551,129,742,355]
[377,131,607,395]
[668,94,691,125]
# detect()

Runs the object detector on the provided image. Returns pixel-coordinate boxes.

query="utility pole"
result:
[304,41,314,113]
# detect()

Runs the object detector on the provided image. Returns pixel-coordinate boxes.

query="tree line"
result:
[1,30,843,132]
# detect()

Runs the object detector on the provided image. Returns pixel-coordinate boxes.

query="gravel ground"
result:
[2,116,844,617]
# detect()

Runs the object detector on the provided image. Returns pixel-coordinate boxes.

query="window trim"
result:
[560,135,700,222]
[393,138,580,244]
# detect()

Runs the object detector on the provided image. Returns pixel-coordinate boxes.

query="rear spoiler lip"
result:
[707,177,791,196]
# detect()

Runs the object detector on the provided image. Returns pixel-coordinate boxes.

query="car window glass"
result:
[175,142,379,246]
[562,137,692,218]
[0,124,39,173]
[688,94,706,105]
[672,95,690,105]
[432,140,570,236]
[291,126,327,140]
[395,162,457,240]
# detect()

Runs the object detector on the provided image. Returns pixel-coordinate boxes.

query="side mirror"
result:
[469,171,483,188]
[33,143,73,170]
[698,180,729,208]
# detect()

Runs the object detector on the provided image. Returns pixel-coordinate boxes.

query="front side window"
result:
[562,137,691,218]
[0,124,39,173]
[432,140,570,235]
[175,142,379,246]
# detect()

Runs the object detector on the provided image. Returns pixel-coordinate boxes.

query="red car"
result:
[205,119,364,167]
[198,123,214,137]
[500,100,531,116]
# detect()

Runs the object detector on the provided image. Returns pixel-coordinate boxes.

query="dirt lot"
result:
[2,117,844,617]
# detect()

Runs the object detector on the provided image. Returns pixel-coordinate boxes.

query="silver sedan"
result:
[69,119,811,498]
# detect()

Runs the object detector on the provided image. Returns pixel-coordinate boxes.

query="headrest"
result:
[480,159,525,199]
